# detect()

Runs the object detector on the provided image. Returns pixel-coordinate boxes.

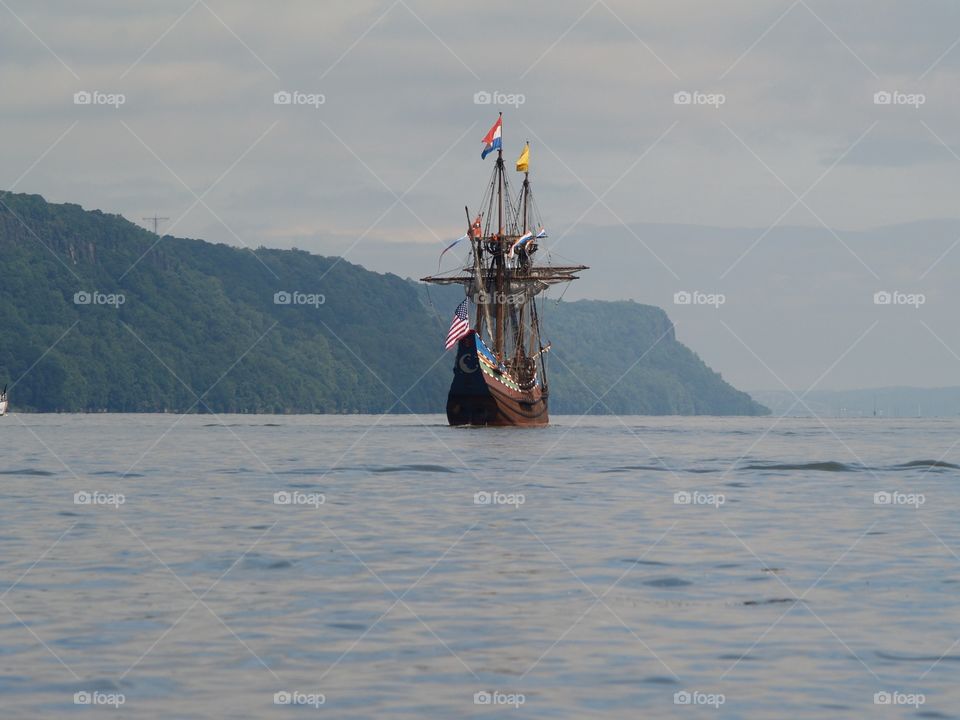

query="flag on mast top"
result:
[481,114,502,159]
[516,142,529,173]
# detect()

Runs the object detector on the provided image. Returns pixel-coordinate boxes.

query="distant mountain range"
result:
[0,192,766,415]
[749,387,960,417]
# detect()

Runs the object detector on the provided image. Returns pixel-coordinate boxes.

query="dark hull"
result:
[446,333,548,427]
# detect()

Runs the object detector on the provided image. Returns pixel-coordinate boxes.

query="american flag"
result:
[445,299,471,350]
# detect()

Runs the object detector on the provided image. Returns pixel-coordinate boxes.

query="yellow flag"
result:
[515,143,529,173]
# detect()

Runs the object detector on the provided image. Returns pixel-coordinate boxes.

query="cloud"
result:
[4,0,960,388]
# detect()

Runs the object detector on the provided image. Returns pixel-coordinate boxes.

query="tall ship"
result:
[422,115,587,426]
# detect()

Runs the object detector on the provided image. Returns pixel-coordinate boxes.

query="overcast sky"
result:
[4,0,960,392]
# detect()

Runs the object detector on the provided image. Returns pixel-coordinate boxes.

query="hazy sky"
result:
[4,0,960,391]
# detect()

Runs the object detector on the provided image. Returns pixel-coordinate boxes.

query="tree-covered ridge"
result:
[0,192,766,415]
[544,300,764,415]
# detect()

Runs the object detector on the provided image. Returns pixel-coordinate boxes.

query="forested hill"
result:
[0,192,766,415]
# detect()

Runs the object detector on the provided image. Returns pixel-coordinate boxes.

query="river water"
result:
[0,414,958,719]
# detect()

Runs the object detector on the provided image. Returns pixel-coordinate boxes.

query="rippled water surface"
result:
[2,414,959,719]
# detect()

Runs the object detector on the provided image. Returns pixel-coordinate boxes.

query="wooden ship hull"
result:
[447,332,548,426]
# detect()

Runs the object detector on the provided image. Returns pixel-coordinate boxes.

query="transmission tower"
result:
[142,214,169,236]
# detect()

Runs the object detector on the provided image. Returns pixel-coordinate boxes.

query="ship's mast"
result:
[521,162,529,234]
[494,114,506,360]
[465,206,483,337]
[516,158,530,364]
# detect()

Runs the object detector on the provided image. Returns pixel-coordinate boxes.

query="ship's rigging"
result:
[422,114,586,425]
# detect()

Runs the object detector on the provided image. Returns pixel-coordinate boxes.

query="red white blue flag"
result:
[445,299,471,350]
[481,116,502,160]
[507,231,534,259]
